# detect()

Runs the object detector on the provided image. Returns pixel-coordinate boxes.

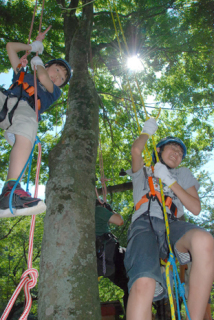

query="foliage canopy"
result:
[0,0,214,317]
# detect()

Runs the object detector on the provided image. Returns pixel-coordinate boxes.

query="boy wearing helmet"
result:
[125,118,214,320]
[0,41,72,217]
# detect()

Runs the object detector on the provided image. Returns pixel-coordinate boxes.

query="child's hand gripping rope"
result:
[141,117,158,137]
[154,162,176,187]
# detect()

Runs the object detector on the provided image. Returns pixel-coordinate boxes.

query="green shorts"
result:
[124,214,203,301]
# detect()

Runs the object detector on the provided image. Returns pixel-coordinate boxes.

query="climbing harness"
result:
[96,232,119,277]
[136,189,177,219]
[135,167,177,218]
[0,70,42,130]
[8,71,42,110]
[0,91,21,130]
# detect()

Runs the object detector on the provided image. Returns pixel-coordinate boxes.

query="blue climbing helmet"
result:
[152,136,187,164]
[45,58,72,88]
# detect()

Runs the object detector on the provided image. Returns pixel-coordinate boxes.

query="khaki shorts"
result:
[0,91,38,146]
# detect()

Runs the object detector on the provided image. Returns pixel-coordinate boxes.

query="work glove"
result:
[154,162,176,187]
[30,41,44,54]
[141,118,158,137]
[31,56,45,71]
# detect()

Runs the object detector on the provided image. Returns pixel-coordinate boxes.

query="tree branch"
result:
[0,217,24,240]
[97,181,132,194]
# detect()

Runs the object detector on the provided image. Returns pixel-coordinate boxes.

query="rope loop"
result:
[21,268,39,289]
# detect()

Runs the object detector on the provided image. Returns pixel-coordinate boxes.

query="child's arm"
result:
[6,41,44,75]
[108,213,124,226]
[131,134,148,173]
[30,57,54,93]
[170,183,201,216]
[131,118,158,173]
[6,42,32,74]
[154,163,201,215]
[36,65,54,93]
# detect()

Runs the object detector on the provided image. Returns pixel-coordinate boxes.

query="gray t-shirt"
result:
[127,166,200,223]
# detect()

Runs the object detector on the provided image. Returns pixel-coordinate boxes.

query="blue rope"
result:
[9,136,40,214]
[168,253,191,320]
[26,136,40,193]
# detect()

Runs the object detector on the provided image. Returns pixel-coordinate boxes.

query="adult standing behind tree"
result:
[95,200,129,315]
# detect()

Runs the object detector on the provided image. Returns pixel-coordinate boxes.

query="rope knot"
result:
[100,177,110,184]
[21,268,38,289]
[178,282,185,297]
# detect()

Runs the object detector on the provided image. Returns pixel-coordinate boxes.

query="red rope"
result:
[19,0,38,68]
[19,0,51,69]
[1,143,42,320]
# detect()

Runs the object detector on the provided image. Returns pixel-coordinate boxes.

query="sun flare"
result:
[127,55,144,71]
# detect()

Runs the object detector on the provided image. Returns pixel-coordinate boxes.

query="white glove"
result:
[141,118,158,136]
[31,56,45,70]
[30,41,44,54]
[154,162,176,187]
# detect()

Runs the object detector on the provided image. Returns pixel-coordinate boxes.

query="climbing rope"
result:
[107,0,162,166]
[1,138,42,320]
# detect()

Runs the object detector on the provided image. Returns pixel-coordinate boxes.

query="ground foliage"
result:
[0,0,214,318]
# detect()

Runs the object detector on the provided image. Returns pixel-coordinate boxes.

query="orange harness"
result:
[135,168,177,218]
[9,71,41,110]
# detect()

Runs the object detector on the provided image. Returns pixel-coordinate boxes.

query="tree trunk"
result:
[38,1,101,319]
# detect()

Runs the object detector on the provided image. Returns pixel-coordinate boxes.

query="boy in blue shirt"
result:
[0,40,72,217]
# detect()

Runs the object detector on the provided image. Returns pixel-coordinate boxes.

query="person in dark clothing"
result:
[95,200,129,315]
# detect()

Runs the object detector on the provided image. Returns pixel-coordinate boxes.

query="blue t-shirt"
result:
[6,70,61,120]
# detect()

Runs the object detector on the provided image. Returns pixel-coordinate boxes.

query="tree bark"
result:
[38,1,101,319]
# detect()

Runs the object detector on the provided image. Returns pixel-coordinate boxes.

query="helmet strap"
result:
[158,152,172,170]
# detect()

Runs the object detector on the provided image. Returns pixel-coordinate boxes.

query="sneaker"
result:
[0,181,46,218]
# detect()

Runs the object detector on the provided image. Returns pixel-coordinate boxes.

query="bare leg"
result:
[0,134,45,218]
[126,277,155,320]
[7,134,32,180]
[176,229,214,320]
[203,303,212,320]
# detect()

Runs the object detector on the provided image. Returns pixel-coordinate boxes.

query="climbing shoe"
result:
[0,181,46,218]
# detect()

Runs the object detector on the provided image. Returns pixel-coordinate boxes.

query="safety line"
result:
[1,138,42,320]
